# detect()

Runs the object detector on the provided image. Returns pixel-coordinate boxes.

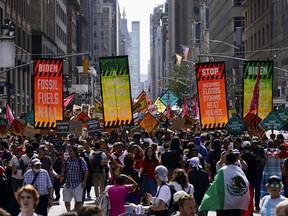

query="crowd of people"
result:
[1,127,288,215]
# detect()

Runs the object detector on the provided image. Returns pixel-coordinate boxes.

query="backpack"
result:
[167,185,177,215]
[161,149,180,169]
[91,152,104,173]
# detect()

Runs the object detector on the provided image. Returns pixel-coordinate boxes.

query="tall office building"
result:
[209,0,244,113]
[130,21,141,98]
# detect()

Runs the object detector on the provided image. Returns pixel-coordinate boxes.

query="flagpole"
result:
[255,64,260,136]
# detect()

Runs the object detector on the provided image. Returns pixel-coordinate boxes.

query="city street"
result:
[47,189,261,216]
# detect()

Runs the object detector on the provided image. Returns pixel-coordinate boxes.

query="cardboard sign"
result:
[139,112,159,133]
[33,59,63,128]
[56,120,70,138]
[87,118,101,136]
[132,97,147,113]
[10,119,25,136]
[69,121,82,137]
[23,125,40,138]
[154,96,166,113]
[172,119,185,130]
[184,116,196,129]
[71,111,90,128]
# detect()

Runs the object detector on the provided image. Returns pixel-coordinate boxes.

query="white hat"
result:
[189,157,202,168]
[173,190,188,203]
[155,165,168,182]
[31,158,42,166]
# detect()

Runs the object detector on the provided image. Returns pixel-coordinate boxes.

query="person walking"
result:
[199,153,250,216]
[61,146,89,212]
[23,158,53,216]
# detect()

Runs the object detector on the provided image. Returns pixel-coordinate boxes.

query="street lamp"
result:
[1,18,15,110]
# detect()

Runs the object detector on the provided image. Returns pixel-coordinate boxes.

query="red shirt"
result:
[140,158,159,178]
[134,154,143,170]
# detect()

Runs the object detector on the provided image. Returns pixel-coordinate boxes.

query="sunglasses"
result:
[21,196,32,200]
[269,183,281,188]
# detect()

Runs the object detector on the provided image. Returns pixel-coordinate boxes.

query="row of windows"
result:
[15,26,31,53]
[93,19,109,27]
[56,24,67,44]
[6,0,29,21]
[56,2,67,25]
[245,0,270,27]
[245,24,270,52]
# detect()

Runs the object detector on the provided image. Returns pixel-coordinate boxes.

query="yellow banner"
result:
[100,56,133,127]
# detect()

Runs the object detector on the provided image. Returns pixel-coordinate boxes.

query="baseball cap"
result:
[173,190,188,203]
[242,141,251,148]
[232,149,240,155]
[38,145,48,151]
[31,158,42,166]
[268,175,281,184]
[155,165,168,182]
[77,145,84,152]
[189,157,202,168]
[68,134,77,140]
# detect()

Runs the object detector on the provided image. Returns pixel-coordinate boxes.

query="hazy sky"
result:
[118,0,166,75]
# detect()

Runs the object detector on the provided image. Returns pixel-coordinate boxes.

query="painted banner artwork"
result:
[243,61,273,119]
[33,59,63,128]
[196,62,228,129]
[100,56,133,127]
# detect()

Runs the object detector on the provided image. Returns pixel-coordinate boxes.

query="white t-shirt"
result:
[260,195,288,216]
[169,181,194,194]
[153,184,171,207]
[9,156,24,179]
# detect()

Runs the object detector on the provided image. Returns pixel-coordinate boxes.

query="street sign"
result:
[243,112,265,137]
[139,112,159,133]
[25,111,34,126]
[159,90,178,107]
[225,114,246,135]
[259,111,285,131]
[276,106,288,126]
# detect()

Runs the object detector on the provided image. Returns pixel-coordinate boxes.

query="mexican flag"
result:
[199,164,250,211]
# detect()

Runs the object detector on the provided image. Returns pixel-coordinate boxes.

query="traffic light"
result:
[83,58,89,74]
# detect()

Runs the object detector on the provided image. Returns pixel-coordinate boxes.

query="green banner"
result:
[99,56,133,127]
[243,61,273,119]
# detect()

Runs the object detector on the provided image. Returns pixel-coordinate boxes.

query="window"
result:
[234,17,244,30]
[266,24,269,43]
[262,27,265,46]
[234,0,242,6]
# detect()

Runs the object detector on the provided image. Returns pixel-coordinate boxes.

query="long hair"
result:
[144,146,157,162]
[171,169,189,189]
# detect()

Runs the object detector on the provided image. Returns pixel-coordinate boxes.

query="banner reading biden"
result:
[243,61,273,119]
[100,56,133,127]
[196,62,229,129]
[34,59,63,128]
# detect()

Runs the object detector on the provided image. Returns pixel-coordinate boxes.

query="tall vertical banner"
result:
[196,62,229,129]
[33,59,63,128]
[243,61,273,119]
[99,55,133,127]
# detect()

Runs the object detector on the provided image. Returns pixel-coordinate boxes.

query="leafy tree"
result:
[167,62,191,107]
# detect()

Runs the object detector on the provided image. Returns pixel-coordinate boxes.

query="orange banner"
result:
[196,62,228,129]
[34,59,63,128]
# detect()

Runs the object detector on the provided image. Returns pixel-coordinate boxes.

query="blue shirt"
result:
[64,157,88,188]
[23,169,52,196]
